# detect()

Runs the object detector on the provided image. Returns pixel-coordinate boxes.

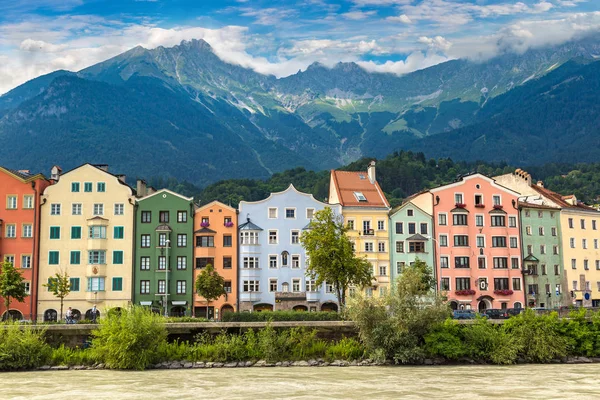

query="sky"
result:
[0,0,599,94]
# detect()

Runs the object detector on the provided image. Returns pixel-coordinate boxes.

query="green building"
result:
[134,185,194,316]
[519,203,568,309]
[389,199,434,284]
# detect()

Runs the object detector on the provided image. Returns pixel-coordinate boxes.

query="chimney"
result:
[116,174,126,184]
[367,161,376,184]
[536,181,544,188]
[136,179,147,197]
[94,164,109,172]
[514,168,532,187]
[148,186,157,195]
[50,165,62,181]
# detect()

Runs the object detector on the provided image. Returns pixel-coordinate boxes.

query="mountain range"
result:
[1,36,599,186]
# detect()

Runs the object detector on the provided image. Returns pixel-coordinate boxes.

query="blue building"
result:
[238,185,341,312]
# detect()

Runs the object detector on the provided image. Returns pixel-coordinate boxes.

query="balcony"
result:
[362,229,375,236]
[85,291,106,303]
[275,292,307,301]
[239,292,262,302]
[86,264,107,277]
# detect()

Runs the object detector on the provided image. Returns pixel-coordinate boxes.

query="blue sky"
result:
[0,0,598,94]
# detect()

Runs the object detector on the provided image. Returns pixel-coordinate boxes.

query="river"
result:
[3,364,600,399]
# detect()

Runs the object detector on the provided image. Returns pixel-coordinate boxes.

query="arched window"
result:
[514,302,523,309]
[282,282,289,292]
[281,251,289,266]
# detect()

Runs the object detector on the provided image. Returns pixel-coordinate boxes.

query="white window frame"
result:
[291,254,300,268]
[93,203,104,216]
[72,203,82,215]
[291,230,300,245]
[268,230,278,245]
[269,254,278,269]
[285,208,296,219]
[475,214,484,227]
[306,208,315,219]
[50,203,61,215]
[114,203,125,216]
[268,207,278,219]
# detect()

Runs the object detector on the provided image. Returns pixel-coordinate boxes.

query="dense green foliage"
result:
[44,270,71,320]
[195,264,226,319]
[221,311,341,322]
[0,261,27,319]
[0,322,51,370]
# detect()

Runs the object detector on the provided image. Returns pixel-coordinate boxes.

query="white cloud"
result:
[387,14,412,23]
[357,51,450,75]
[342,10,377,20]
[20,39,67,52]
[418,35,452,51]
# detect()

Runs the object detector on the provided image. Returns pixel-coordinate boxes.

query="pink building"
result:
[431,173,525,311]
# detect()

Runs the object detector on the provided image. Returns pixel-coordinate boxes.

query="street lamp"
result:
[164,239,171,317]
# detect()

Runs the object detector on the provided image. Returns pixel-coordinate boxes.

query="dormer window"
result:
[354,192,367,202]
[358,174,366,180]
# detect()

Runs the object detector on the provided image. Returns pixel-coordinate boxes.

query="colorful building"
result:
[134,184,194,316]
[0,167,50,320]
[193,201,238,319]
[389,196,434,284]
[37,164,135,321]
[328,161,391,297]
[430,173,524,311]
[238,185,340,312]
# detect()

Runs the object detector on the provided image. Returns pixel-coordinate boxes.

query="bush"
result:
[0,322,51,371]
[50,344,98,366]
[325,337,364,361]
[424,320,470,360]
[463,318,520,365]
[221,311,341,322]
[91,306,167,370]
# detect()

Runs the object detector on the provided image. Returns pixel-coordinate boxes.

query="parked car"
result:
[506,308,524,317]
[483,309,509,319]
[452,310,477,319]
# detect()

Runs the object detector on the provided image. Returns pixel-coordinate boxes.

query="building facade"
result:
[193,201,238,319]
[389,198,434,284]
[238,185,340,312]
[431,173,524,311]
[0,167,50,320]
[134,186,194,316]
[37,164,135,321]
[328,161,391,297]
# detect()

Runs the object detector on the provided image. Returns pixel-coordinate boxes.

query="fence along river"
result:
[3,364,600,399]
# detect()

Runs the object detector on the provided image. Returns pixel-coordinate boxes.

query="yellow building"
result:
[329,161,391,297]
[37,164,135,321]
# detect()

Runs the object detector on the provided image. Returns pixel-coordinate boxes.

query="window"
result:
[70,251,80,265]
[454,193,463,204]
[71,182,80,192]
[268,207,277,219]
[140,280,150,294]
[454,235,469,247]
[538,211,543,218]
[70,278,80,292]
[21,255,31,269]
[439,235,448,247]
[196,236,214,247]
[306,280,317,292]
[453,214,467,226]
[306,208,315,219]
[478,257,486,269]
[23,195,33,209]
[269,255,278,269]
[541,264,547,275]
[440,278,450,291]
[597,261,600,271]
[396,241,404,253]
[406,209,414,217]
[97,182,105,192]
[568,218,574,228]
[140,257,150,270]
[93,203,104,216]
[111,226,123,239]
[595,239,599,249]
[378,265,387,276]
[475,194,483,206]
[243,281,260,292]
[19,224,31,238]
[177,211,187,223]
[88,251,106,264]
[581,219,586,229]
[177,234,187,247]
[539,227,544,236]
[223,257,232,269]
[493,257,508,269]
[570,238,575,248]
[159,211,169,223]
[395,222,403,234]
[593,220,597,230]
[141,234,150,248]
[176,281,186,295]
[455,278,470,290]
[158,256,167,270]
[572,281,578,290]
[491,216,506,227]
[510,237,518,248]
[528,284,539,295]
[492,236,506,247]
[242,257,259,269]
[196,257,214,269]
[269,279,278,292]
[268,230,278,244]
[551,227,557,236]
[326,282,334,293]
[553,245,559,255]
[50,203,61,215]
[378,220,385,230]
[4,255,14,266]
[571,259,577,269]
[291,230,300,244]
[475,236,485,248]
[5,224,16,238]
[6,195,17,209]
[582,239,588,249]
[84,182,92,192]
[409,241,424,253]
[49,251,59,265]
[292,255,300,268]
[201,217,209,225]
[493,195,501,206]
[87,277,105,292]
[141,211,151,223]
[224,281,232,293]
[438,213,447,226]
[112,277,123,291]
[114,203,124,216]
[177,256,187,270]
[49,226,60,239]
[420,223,428,235]
[455,257,470,268]
[396,261,405,274]
[113,251,123,265]
[584,260,589,270]
[440,257,449,269]
[219,235,231,248]
[526,226,532,236]
[554,265,560,275]
[494,278,509,290]
[158,280,166,294]
[347,220,355,230]
[509,216,517,227]
[408,223,416,234]
[475,215,484,227]
[365,242,374,252]
[354,192,367,202]
[285,208,295,219]
[540,245,546,255]
[512,278,521,291]
[240,231,259,245]
[292,279,301,292]
[89,225,107,239]
[378,242,386,252]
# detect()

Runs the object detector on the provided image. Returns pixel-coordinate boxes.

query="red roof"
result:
[532,185,597,212]
[330,170,390,208]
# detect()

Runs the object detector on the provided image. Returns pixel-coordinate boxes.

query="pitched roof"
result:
[0,166,47,183]
[239,219,263,231]
[406,233,429,241]
[532,185,598,212]
[194,227,215,234]
[330,170,390,208]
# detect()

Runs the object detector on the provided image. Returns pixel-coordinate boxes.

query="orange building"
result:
[193,201,237,319]
[0,166,50,320]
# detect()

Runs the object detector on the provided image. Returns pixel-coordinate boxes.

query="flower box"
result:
[474,204,485,208]
[200,221,210,228]
[455,289,476,296]
[493,204,504,210]
[455,203,467,209]
[224,221,234,228]
[494,289,513,296]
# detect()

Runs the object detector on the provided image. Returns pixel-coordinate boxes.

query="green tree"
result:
[43,270,71,321]
[0,261,27,321]
[195,264,226,319]
[301,207,373,312]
